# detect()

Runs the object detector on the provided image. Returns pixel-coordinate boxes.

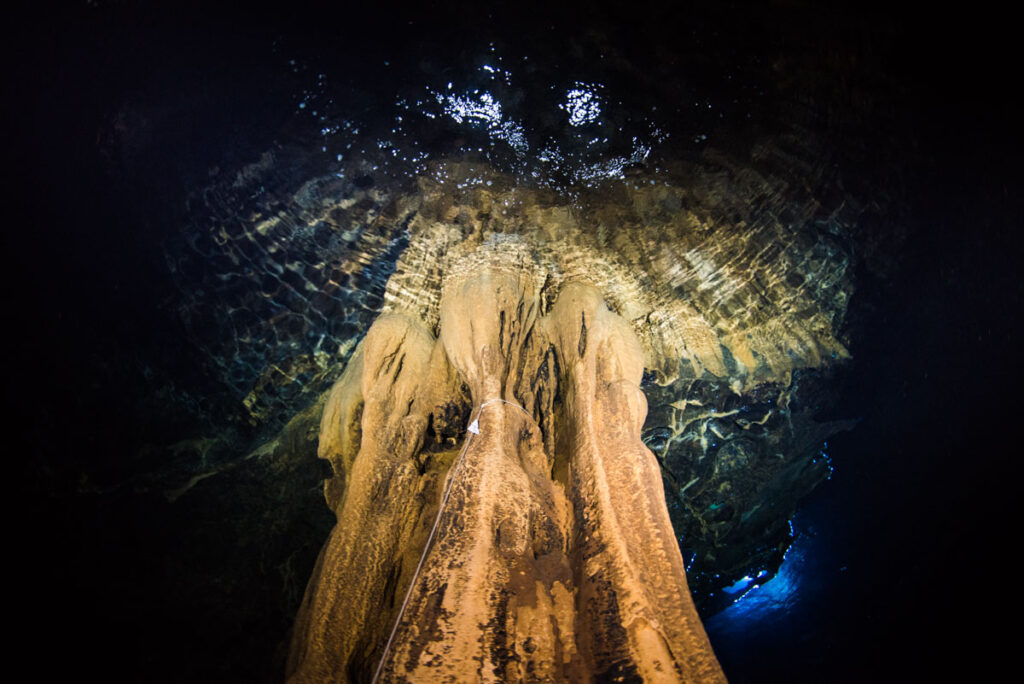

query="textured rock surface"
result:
[288,248,726,681]
[169,145,863,616]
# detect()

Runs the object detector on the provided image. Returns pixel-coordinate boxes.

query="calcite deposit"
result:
[289,253,725,682]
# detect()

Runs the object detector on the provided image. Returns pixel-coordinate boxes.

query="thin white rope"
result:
[370,386,644,680]
[370,397,530,684]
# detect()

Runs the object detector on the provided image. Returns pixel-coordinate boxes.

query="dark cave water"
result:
[9,1,1022,682]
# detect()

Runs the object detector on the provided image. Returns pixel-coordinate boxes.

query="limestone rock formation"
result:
[288,241,728,681]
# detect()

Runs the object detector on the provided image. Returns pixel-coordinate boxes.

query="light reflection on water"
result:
[708,509,843,659]
[562,82,603,126]
[706,521,808,636]
[284,43,678,194]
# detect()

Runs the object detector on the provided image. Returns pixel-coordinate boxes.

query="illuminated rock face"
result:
[287,249,727,682]
[279,159,861,681]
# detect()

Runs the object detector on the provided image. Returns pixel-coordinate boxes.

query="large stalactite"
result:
[288,249,727,682]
